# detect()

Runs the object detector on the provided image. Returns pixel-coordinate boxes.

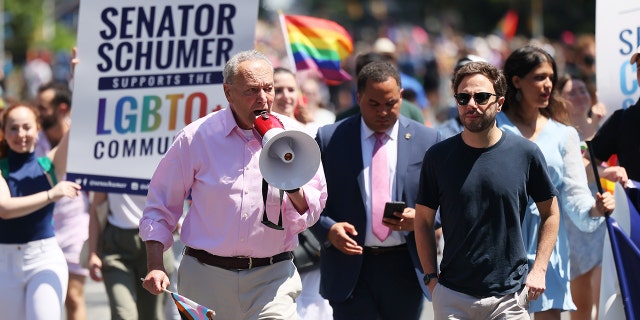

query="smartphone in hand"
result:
[383,201,406,220]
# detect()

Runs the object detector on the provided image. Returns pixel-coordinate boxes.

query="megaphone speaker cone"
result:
[261,128,295,164]
[259,130,321,190]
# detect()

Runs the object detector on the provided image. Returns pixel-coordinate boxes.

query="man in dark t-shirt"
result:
[414,61,560,319]
[591,46,640,182]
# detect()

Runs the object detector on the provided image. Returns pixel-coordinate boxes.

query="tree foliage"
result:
[5,0,44,65]
[266,0,598,40]
[5,0,76,65]
[6,0,597,65]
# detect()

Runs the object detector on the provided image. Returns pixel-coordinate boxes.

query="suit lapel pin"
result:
[405,133,411,140]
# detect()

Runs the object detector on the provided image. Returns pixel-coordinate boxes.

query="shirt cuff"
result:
[139,218,175,251]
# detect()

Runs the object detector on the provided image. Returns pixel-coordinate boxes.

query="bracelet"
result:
[46,190,52,202]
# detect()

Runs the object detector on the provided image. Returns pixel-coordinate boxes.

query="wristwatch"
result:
[423,272,438,286]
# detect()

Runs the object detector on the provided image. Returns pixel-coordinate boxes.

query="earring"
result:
[515,90,522,102]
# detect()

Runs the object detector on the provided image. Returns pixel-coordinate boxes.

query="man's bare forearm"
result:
[532,197,560,272]
[145,240,166,272]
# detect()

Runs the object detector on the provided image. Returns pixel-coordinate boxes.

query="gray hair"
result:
[223,50,273,84]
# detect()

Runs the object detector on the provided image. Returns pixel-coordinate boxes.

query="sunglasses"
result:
[454,92,497,106]
[583,55,595,66]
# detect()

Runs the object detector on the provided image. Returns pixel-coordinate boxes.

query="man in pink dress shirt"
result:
[140,50,328,319]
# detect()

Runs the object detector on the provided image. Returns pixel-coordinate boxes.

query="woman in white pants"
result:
[0,103,81,319]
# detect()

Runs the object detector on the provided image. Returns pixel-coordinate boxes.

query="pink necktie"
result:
[372,132,391,241]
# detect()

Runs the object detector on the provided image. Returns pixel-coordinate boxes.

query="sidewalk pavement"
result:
[84,278,436,320]
[83,274,573,320]
[84,278,110,320]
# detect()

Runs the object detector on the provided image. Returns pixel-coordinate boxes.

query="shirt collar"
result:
[222,105,261,140]
[222,108,291,141]
[361,118,399,141]
[220,106,238,137]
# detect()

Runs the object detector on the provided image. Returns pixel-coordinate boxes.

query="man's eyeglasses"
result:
[454,92,497,106]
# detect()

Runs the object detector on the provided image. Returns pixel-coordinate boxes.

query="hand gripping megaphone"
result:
[254,112,321,191]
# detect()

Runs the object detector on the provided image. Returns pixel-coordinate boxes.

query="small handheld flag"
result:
[140,279,215,320]
[169,290,216,320]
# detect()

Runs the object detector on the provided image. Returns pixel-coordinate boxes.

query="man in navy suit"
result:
[313,60,440,319]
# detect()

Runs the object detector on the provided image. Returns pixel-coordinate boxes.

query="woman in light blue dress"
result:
[497,45,616,320]
[557,74,628,320]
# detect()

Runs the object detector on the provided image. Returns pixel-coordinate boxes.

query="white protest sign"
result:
[68,1,259,194]
[596,2,640,116]
[595,6,640,319]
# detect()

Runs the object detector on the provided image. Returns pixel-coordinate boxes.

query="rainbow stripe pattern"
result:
[170,291,215,320]
[282,14,353,84]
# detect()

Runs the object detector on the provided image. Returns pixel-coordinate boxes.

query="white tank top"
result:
[107,193,147,229]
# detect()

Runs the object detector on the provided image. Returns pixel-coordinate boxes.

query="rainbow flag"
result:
[280,14,353,84]
[496,10,519,40]
[170,291,215,320]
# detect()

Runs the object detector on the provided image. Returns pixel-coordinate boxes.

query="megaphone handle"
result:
[261,179,285,230]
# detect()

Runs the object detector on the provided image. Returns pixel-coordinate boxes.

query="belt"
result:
[184,247,293,270]
[363,244,408,255]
